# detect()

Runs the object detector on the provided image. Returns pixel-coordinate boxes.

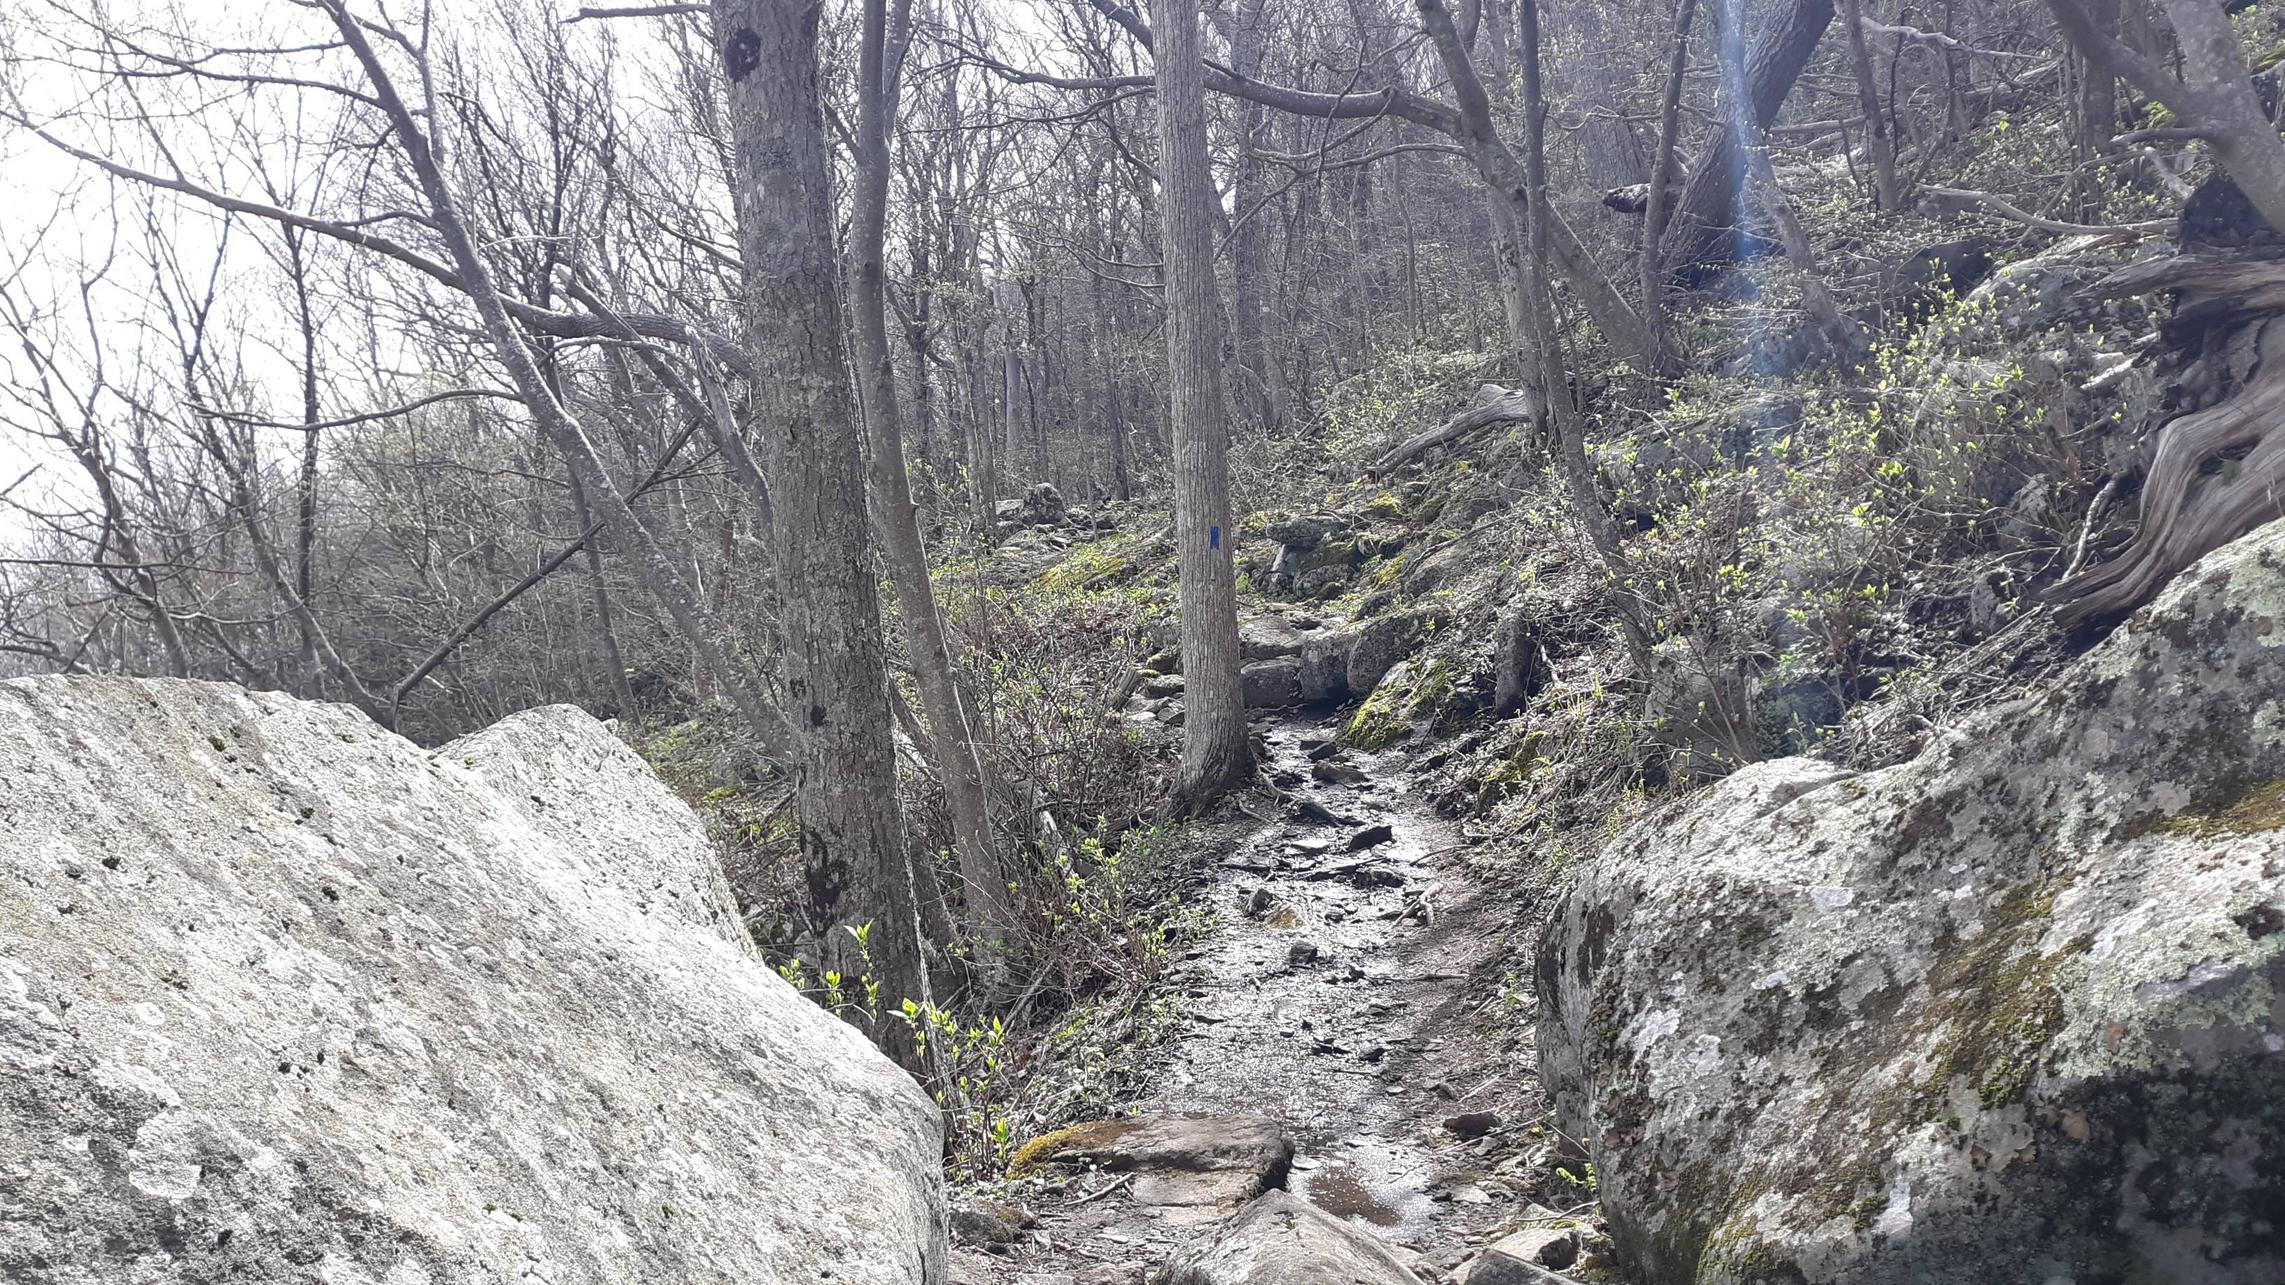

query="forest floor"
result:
[949,711,1574,1283]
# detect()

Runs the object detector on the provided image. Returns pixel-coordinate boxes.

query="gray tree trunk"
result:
[1665,0,1837,274]
[847,0,1014,972]
[710,0,927,1060]
[1150,0,1254,811]
[319,3,793,760]
[1838,0,1899,210]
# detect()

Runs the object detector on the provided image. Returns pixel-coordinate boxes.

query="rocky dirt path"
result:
[951,715,1563,1284]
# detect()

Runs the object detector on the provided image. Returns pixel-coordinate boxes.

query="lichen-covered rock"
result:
[1346,612,1421,698]
[1021,480,1069,526]
[1297,629,1355,704]
[1264,512,1351,552]
[0,677,944,1285]
[1538,522,2285,1284]
[1464,1207,1583,1281]
[1240,616,1310,662]
[1242,657,1305,710]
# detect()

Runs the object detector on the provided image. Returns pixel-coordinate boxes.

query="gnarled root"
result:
[2052,253,2285,624]
[2052,374,2285,622]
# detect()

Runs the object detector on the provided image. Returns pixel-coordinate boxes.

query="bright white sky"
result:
[0,0,1098,545]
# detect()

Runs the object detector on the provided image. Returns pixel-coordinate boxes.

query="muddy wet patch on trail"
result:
[952,714,1551,1283]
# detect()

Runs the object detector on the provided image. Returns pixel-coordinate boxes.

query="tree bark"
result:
[1839,0,1900,209]
[2049,0,2285,233]
[1714,0,1861,354]
[711,0,926,1057]
[1150,0,1254,811]
[1665,0,1838,275]
[1414,0,1658,376]
[1215,0,1280,435]
[1640,0,1701,376]
[1519,0,1651,665]
[2054,255,2285,622]
[848,0,1015,971]
[282,226,325,692]
[320,3,796,768]
[564,470,638,718]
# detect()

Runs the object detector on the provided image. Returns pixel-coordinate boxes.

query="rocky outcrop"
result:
[993,481,1071,530]
[1463,1208,1584,1281]
[1021,480,1069,527]
[0,677,945,1285]
[1538,521,2285,1283]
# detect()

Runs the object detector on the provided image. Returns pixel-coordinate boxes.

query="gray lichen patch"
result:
[1538,519,2285,1284]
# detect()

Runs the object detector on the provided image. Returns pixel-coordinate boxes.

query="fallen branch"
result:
[2061,475,2120,582]
[562,3,704,20]
[1861,17,2043,59]
[1071,1173,1134,1206]
[1371,383,1539,476]
[1918,185,2173,238]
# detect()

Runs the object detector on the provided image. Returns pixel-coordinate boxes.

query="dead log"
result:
[2052,251,2285,623]
[1603,183,1651,214]
[1371,383,1540,476]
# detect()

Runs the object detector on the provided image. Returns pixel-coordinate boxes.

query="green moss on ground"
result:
[2156,779,2285,839]
[1003,1118,1141,1179]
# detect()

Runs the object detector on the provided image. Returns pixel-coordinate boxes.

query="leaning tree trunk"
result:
[712,0,926,1061]
[1151,0,1254,812]
[1663,0,1837,277]
[2054,251,2285,623]
[318,0,793,762]
[1640,0,1701,374]
[1714,0,1860,356]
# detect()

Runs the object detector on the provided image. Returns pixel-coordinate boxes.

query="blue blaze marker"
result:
[1210,524,1222,550]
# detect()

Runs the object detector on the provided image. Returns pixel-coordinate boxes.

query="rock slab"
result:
[1008,1113,1292,1210]
[1539,522,2285,1283]
[1156,1189,1424,1285]
[0,677,945,1285]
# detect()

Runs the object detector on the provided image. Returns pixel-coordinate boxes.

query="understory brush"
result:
[644,526,1208,1174]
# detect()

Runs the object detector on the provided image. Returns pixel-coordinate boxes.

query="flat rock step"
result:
[1006,1113,1292,1211]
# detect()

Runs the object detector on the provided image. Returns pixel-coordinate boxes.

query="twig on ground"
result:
[1070,1173,1133,1206]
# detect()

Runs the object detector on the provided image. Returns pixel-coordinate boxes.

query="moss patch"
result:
[1343,672,1413,749]
[1004,1118,1141,1179]
[2155,779,2285,840]
[1406,657,1454,718]
[1036,541,1135,592]
[1297,539,1360,574]
[1922,878,2090,1111]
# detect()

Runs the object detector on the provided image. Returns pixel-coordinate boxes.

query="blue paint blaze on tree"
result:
[1210,524,1222,551]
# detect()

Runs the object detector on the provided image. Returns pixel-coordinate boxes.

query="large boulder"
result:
[1296,629,1355,704]
[1242,657,1305,710]
[1961,231,2131,337]
[1345,612,1421,698]
[1538,522,2285,1284]
[0,677,945,1285]
[1239,616,1310,662]
[1020,480,1068,527]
